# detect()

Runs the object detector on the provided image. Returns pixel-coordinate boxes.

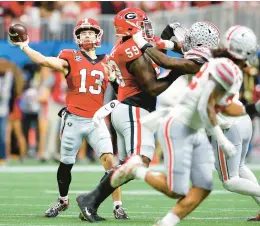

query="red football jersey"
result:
[58,49,108,117]
[109,38,160,102]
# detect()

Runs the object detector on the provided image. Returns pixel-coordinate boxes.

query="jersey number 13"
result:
[79,69,104,95]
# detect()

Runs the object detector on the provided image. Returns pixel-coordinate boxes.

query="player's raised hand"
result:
[102,62,116,82]
[8,24,30,50]
[169,22,182,31]
[153,36,175,50]
[9,37,29,50]
[160,22,182,40]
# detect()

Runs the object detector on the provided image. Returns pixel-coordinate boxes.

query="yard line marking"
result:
[45,189,234,195]
[1,164,260,173]
[0,206,256,212]
[0,213,250,220]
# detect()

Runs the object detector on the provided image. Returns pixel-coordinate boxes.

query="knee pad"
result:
[60,156,76,165]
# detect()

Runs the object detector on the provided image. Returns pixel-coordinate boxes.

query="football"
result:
[8,24,28,43]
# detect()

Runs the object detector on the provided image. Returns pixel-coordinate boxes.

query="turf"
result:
[1,164,260,226]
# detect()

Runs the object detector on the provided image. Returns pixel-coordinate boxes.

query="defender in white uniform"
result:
[210,26,260,221]
[111,58,243,226]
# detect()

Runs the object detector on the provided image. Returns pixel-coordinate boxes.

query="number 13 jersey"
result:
[58,49,108,118]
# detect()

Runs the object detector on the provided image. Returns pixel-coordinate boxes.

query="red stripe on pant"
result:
[136,107,141,155]
[165,117,173,190]
[218,144,229,181]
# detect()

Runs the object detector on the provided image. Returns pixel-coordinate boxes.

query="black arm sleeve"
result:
[110,80,119,95]
[245,103,259,117]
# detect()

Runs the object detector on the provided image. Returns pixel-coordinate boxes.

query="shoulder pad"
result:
[58,49,78,60]
[184,47,212,65]
[116,38,143,63]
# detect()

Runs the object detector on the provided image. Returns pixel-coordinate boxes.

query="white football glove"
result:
[9,35,29,50]
[92,100,120,128]
[132,31,148,49]
[211,125,236,159]
[169,22,181,31]
[218,139,237,159]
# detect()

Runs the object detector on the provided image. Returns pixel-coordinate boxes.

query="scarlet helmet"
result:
[74,18,103,48]
[114,8,154,40]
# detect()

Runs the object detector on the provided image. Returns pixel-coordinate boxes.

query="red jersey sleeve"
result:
[58,49,74,61]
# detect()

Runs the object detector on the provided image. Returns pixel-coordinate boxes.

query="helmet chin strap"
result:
[81,44,95,51]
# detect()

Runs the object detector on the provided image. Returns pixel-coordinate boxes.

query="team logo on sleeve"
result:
[110,102,115,108]
[124,12,137,20]
[75,56,82,61]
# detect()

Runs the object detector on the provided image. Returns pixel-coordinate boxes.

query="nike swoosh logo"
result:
[84,208,91,216]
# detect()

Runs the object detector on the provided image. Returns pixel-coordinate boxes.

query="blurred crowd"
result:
[0,1,225,41]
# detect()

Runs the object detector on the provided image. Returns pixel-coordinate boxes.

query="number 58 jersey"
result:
[58,49,108,118]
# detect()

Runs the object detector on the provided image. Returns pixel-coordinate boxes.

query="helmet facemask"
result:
[75,27,103,49]
[137,18,154,40]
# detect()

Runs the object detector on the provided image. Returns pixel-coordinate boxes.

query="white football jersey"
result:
[157,47,211,109]
[169,58,242,130]
[170,63,211,130]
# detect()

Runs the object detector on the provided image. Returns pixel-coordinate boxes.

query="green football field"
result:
[1,162,260,226]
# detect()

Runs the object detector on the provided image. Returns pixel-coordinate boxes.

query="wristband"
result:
[140,43,153,54]
[20,43,29,51]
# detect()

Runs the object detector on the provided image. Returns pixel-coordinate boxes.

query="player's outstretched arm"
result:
[11,38,68,75]
[129,53,175,96]
[223,99,260,117]
[132,31,200,74]
[145,48,200,74]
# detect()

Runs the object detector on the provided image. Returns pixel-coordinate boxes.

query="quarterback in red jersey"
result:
[10,18,128,221]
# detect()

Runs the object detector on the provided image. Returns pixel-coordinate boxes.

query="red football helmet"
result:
[114,8,154,40]
[74,18,103,49]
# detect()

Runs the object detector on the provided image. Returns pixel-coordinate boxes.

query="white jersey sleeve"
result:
[184,47,212,65]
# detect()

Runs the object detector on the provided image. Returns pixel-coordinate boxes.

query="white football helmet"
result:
[208,58,243,106]
[222,25,258,65]
[182,21,220,53]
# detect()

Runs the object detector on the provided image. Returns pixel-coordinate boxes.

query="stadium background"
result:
[1,2,260,225]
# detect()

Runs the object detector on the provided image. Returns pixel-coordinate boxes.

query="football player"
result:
[210,26,260,222]
[10,18,128,220]
[76,8,184,222]
[111,58,243,226]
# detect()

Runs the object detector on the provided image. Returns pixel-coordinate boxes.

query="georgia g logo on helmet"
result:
[124,12,137,20]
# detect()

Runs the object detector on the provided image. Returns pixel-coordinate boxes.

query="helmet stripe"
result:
[204,21,220,39]
[227,25,242,41]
